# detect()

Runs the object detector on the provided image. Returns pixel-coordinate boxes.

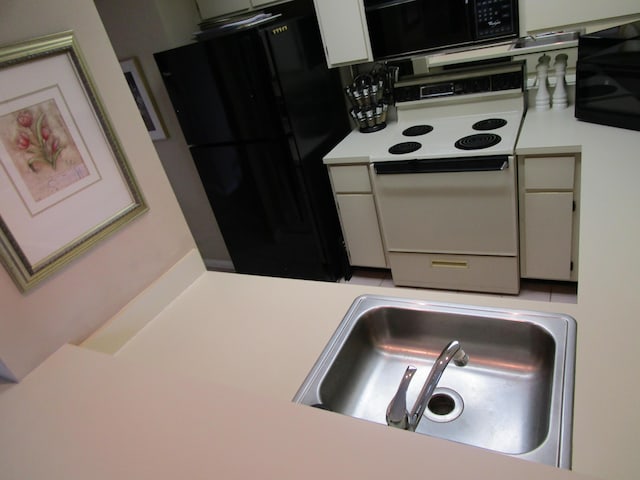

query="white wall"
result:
[520,0,640,34]
[0,0,201,381]
[94,0,233,269]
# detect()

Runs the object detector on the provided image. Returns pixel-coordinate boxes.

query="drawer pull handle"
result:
[431,260,469,269]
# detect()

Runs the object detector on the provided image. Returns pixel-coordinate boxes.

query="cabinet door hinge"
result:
[573,201,576,212]
[570,261,574,271]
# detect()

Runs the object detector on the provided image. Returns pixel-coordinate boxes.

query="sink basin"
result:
[511,31,581,49]
[294,295,576,468]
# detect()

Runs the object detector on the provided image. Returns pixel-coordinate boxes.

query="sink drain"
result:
[423,387,463,423]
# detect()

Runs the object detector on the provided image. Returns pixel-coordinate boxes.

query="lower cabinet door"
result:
[336,194,387,268]
[522,192,574,280]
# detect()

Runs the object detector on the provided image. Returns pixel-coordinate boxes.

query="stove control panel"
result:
[394,68,523,104]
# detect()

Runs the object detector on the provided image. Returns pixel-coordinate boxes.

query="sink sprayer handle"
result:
[386,365,417,429]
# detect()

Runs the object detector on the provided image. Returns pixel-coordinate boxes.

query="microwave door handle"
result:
[365,0,419,12]
[373,156,510,174]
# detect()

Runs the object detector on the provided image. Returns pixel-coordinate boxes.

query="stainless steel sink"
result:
[294,295,576,468]
[511,31,581,49]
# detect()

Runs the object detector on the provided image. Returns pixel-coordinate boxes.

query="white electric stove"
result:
[369,63,526,294]
[372,63,525,161]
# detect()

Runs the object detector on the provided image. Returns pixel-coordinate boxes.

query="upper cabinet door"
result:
[520,0,640,33]
[251,0,286,6]
[196,0,292,20]
[313,0,373,67]
[196,0,251,20]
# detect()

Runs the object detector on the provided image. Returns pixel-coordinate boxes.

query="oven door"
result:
[372,155,518,256]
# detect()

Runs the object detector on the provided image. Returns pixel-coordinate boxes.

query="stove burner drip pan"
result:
[388,141,422,155]
[472,118,507,131]
[455,133,501,150]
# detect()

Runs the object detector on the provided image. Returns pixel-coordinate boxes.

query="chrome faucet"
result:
[386,340,468,432]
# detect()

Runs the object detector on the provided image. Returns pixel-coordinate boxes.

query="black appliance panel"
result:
[363,0,518,59]
[364,0,473,59]
[154,33,283,145]
[261,15,349,159]
[190,142,329,279]
[394,69,523,103]
[155,14,351,281]
[374,155,509,174]
[575,21,640,131]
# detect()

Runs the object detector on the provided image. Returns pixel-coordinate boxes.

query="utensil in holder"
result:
[350,103,388,133]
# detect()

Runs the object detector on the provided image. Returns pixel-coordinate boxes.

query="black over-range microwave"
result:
[363,0,519,60]
[575,21,640,132]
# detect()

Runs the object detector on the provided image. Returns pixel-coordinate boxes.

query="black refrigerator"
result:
[154,13,351,281]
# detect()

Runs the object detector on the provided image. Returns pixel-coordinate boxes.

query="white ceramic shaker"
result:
[535,54,551,110]
[552,53,569,109]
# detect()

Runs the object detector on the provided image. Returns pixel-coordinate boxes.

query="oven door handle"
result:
[373,156,509,174]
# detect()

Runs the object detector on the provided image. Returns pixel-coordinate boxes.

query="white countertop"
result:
[0,342,591,480]
[2,105,639,479]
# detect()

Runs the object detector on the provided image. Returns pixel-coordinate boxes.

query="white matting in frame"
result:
[0,83,102,216]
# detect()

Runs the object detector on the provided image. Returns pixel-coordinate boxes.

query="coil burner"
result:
[402,125,434,136]
[472,118,507,131]
[388,141,422,155]
[455,133,501,150]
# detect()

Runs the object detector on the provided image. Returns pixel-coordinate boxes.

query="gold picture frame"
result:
[0,31,148,292]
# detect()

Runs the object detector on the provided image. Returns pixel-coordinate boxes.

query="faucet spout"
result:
[386,340,468,432]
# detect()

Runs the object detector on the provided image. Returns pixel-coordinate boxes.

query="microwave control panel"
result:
[474,0,518,39]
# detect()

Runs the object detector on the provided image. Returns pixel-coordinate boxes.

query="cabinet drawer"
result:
[523,156,575,190]
[388,252,519,294]
[329,165,372,193]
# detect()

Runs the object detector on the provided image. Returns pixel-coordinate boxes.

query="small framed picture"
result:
[0,31,148,292]
[120,57,167,141]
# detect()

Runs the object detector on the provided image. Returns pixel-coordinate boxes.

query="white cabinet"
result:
[196,0,290,20]
[196,0,250,19]
[312,0,373,67]
[251,0,282,6]
[518,155,580,281]
[328,165,387,268]
[520,0,640,34]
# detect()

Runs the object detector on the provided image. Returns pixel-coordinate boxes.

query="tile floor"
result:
[341,268,578,304]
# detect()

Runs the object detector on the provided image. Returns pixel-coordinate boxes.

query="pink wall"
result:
[0,0,199,381]
[94,0,232,267]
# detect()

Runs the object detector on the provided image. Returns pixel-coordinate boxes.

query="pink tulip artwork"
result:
[0,98,90,203]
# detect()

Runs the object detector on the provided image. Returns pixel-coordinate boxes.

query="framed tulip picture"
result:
[0,31,148,292]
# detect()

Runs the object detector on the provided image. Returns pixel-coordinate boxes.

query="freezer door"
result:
[262,15,350,159]
[154,32,283,145]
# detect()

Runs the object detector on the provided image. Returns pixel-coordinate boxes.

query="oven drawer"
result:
[388,252,519,294]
